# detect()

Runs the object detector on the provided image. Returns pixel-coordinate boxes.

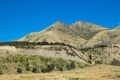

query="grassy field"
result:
[0,64,120,80]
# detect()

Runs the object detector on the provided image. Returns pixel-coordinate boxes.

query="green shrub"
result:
[26,66,31,71]
[0,54,87,74]
[69,78,79,80]
[66,61,75,70]
[69,78,86,80]
[95,60,102,64]
[0,67,3,75]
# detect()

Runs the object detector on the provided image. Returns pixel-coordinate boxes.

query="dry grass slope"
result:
[83,26,120,48]
[19,21,86,48]
[69,21,107,40]
[0,64,120,80]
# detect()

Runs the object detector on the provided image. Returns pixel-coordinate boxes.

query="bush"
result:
[66,61,75,70]
[0,67,3,75]
[71,61,75,69]
[41,68,47,73]
[95,60,102,64]
[69,78,79,80]
[46,64,54,72]
[32,68,39,73]
[17,67,22,73]
[58,67,63,71]
[111,59,120,66]
[26,66,31,71]
[0,54,85,74]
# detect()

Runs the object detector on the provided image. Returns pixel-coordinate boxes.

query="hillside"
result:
[0,41,88,74]
[0,21,120,76]
[0,41,86,63]
[0,41,120,75]
[19,21,86,48]
[18,21,120,70]
[19,21,112,48]
[83,26,120,48]
[69,21,107,40]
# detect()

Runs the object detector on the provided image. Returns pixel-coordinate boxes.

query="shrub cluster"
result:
[0,55,86,74]
[0,41,77,49]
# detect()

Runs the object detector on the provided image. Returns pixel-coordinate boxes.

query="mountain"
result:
[69,21,107,40]
[0,21,120,75]
[19,21,86,48]
[83,26,120,48]
[19,21,107,48]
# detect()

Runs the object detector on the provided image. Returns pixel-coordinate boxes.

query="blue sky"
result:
[0,0,120,42]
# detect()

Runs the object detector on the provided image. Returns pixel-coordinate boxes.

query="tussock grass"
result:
[0,64,120,80]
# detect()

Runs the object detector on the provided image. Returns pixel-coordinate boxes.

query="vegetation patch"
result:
[0,41,77,49]
[69,78,86,80]
[111,58,120,66]
[0,54,87,74]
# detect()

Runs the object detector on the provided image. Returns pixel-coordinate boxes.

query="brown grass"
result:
[0,64,120,80]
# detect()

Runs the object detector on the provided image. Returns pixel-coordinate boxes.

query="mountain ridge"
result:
[69,21,108,40]
[83,26,120,48]
[19,21,109,48]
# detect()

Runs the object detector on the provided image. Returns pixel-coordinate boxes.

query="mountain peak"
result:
[69,21,107,40]
[52,21,66,27]
[70,21,107,29]
[72,21,83,27]
[46,21,67,31]
[70,21,91,28]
